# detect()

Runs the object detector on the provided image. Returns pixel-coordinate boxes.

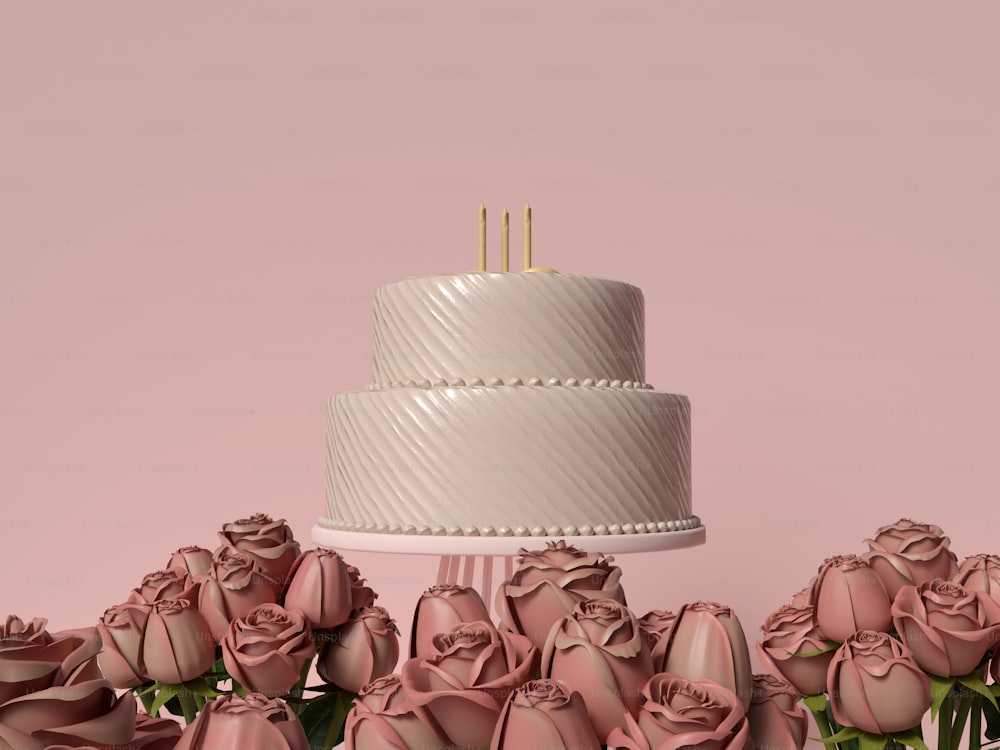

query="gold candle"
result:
[501,208,510,272]
[523,203,532,271]
[478,204,487,272]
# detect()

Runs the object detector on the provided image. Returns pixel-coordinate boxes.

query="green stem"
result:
[972,695,983,750]
[288,656,313,714]
[952,692,975,749]
[940,690,954,750]
[177,689,198,726]
[810,707,839,750]
[137,689,157,716]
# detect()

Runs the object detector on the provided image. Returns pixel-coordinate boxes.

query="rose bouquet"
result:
[759,518,1000,750]
[0,513,405,750]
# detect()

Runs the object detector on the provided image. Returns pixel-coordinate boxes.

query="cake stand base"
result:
[311,524,705,556]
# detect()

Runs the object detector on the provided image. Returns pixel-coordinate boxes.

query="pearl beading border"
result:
[318,515,702,537]
[367,377,655,391]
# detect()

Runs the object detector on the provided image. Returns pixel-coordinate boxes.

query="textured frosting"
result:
[322,385,691,536]
[372,273,645,385]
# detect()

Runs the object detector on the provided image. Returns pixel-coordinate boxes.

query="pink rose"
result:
[196,549,277,643]
[344,675,448,750]
[173,693,308,750]
[0,617,102,706]
[318,607,400,694]
[811,555,892,643]
[281,547,353,630]
[660,601,753,709]
[606,673,753,750]
[490,679,602,750]
[863,518,958,599]
[347,565,377,611]
[789,586,813,607]
[637,610,676,672]
[167,547,213,578]
[828,631,930,734]
[747,674,808,750]
[0,679,136,750]
[222,604,316,697]
[142,598,215,684]
[130,711,183,750]
[97,601,153,688]
[127,567,199,606]
[542,599,654,739]
[496,541,626,651]
[954,554,1000,606]
[892,579,1000,676]
[411,584,493,658]
[215,513,301,587]
[757,604,835,696]
[401,621,539,749]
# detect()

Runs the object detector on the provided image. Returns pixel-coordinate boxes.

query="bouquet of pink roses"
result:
[759,518,1000,750]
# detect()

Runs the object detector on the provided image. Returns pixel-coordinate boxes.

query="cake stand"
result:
[312,522,705,604]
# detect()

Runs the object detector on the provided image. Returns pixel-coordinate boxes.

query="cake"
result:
[315,259,698,543]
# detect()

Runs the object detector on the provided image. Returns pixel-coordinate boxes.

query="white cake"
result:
[316,271,698,541]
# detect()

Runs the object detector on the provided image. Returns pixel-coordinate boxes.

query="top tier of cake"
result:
[371,272,645,385]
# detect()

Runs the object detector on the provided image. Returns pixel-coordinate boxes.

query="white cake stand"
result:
[312,522,705,597]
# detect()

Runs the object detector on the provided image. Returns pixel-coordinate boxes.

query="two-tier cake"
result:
[314,207,701,553]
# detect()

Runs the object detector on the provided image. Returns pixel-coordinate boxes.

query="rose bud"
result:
[638,610,676,672]
[496,541,626,651]
[828,631,931,734]
[401,621,539,750]
[1,618,103,707]
[344,675,449,750]
[606,673,753,750]
[97,601,153,688]
[167,546,213,578]
[411,584,494,658]
[954,554,1000,606]
[660,601,754,709]
[490,679,601,750]
[130,711,183,750]
[892,579,1000,676]
[863,518,958,600]
[197,549,277,643]
[128,567,199,606]
[222,604,316,697]
[347,565,377,611]
[0,679,137,749]
[757,603,836,696]
[281,547,353,629]
[142,598,215,684]
[318,606,400,694]
[215,513,301,587]
[811,555,892,643]
[747,674,808,750]
[542,599,653,739]
[173,693,308,750]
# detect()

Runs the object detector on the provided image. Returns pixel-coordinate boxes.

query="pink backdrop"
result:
[2,3,998,743]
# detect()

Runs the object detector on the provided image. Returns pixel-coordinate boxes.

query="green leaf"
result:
[983,695,1000,741]
[183,677,224,698]
[298,689,344,750]
[891,728,931,750]
[930,675,956,721]
[797,641,841,657]
[149,684,181,718]
[816,725,864,744]
[958,673,1000,710]
[133,680,160,697]
[858,732,889,750]
[802,693,828,713]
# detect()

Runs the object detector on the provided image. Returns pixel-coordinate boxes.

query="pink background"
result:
[2,2,998,739]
